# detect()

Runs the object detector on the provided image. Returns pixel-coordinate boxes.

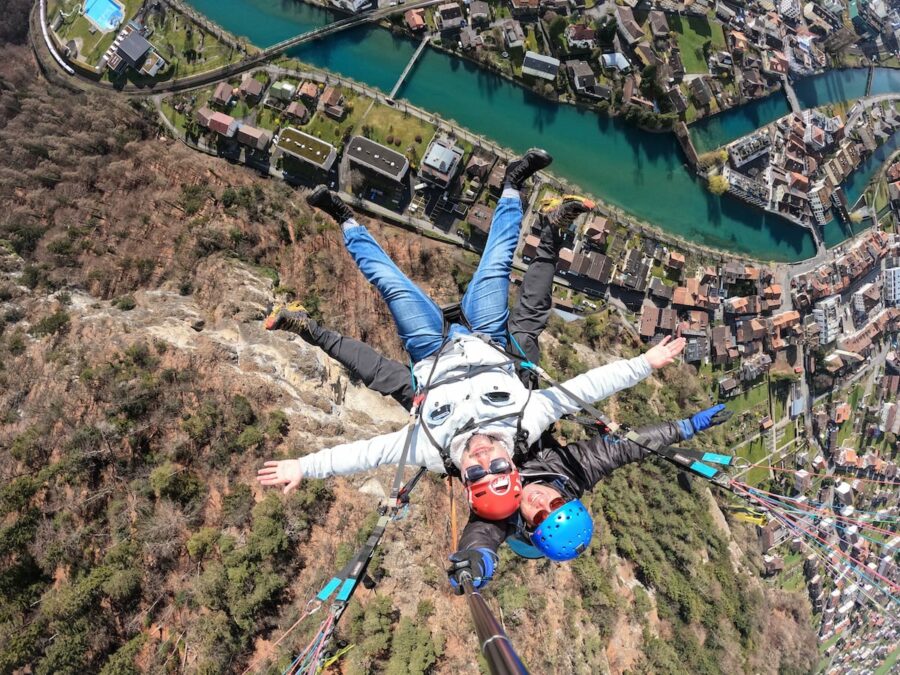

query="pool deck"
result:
[83,0,124,33]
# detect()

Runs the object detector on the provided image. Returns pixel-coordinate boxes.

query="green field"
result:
[358,105,437,170]
[874,645,900,675]
[302,91,367,151]
[725,381,770,415]
[145,8,238,77]
[737,435,770,486]
[668,15,726,74]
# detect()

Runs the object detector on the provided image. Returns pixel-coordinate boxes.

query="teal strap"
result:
[701,452,734,466]
[317,577,342,602]
[690,461,718,479]
[509,332,528,358]
[336,578,357,602]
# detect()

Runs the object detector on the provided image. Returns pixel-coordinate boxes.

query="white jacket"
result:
[298,334,651,479]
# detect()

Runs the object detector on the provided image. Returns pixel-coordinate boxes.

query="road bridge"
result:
[782,76,801,115]
[389,34,430,99]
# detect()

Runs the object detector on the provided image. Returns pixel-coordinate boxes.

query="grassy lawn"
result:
[725,381,770,415]
[358,105,437,171]
[667,14,725,74]
[146,9,238,77]
[302,91,367,151]
[836,420,856,447]
[160,100,188,134]
[525,27,539,54]
[737,435,770,485]
[254,106,286,133]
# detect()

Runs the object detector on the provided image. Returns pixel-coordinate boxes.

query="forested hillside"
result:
[0,31,818,675]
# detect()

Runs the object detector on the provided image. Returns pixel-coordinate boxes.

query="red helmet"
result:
[465,470,523,520]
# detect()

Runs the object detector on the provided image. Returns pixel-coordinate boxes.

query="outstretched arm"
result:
[550,404,733,494]
[523,337,685,440]
[257,426,443,493]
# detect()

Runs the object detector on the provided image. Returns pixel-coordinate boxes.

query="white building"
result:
[883,256,900,307]
[812,295,842,344]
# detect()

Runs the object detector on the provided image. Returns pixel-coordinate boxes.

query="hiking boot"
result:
[540,195,596,231]
[306,185,354,223]
[264,302,310,333]
[503,149,553,190]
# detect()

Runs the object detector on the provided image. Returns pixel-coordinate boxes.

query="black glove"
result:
[447,548,496,595]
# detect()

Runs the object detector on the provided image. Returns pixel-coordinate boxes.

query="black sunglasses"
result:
[463,458,513,484]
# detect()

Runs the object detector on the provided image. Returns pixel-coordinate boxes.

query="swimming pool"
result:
[84,0,124,32]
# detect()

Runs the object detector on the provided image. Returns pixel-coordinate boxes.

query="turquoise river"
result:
[186,0,900,261]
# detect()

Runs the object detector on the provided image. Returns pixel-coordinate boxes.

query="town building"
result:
[565,24,596,50]
[345,136,410,184]
[107,25,167,77]
[501,20,526,49]
[319,87,345,120]
[212,81,233,107]
[435,3,466,33]
[235,124,271,151]
[521,52,560,81]
[239,76,265,101]
[883,256,900,307]
[269,81,296,104]
[405,8,427,31]
[615,7,644,45]
[207,111,238,137]
[420,136,464,188]
[469,1,490,26]
[813,295,842,345]
[276,127,337,172]
[601,52,631,73]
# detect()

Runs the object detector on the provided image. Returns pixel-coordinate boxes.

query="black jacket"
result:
[457,421,685,554]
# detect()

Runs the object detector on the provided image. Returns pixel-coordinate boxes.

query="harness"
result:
[414,303,536,477]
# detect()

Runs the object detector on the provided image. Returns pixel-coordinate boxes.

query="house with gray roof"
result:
[521,51,560,81]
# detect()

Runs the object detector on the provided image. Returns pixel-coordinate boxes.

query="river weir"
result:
[185,0,900,262]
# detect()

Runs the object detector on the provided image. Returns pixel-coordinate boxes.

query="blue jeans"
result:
[342,194,523,362]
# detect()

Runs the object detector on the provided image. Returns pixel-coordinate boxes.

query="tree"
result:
[547,13,567,42]
[708,174,729,195]
[349,169,366,195]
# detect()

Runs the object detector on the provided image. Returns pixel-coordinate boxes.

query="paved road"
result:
[846,94,900,128]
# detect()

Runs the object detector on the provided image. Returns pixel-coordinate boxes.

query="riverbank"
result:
[180,0,900,261]
[33,0,900,261]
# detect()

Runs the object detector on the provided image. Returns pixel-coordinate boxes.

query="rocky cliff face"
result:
[0,43,818,675]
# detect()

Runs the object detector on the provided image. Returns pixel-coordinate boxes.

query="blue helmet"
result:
[530,500,593,561]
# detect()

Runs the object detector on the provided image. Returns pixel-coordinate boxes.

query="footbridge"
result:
[259,0,441,59]
[781,76,801,115]
[389,34,430,99]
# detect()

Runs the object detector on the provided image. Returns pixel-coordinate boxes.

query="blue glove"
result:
[678,404,732,439]
[447,548,497,595]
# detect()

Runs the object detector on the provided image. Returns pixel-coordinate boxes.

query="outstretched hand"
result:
[645,335,686,369]
[257,459,303,495]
